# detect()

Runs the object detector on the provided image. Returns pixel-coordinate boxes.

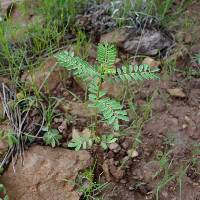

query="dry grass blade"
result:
[0,83,44,170]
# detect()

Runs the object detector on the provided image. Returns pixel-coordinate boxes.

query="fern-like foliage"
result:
[97,43,117,67]
[55,51,99,80]
[56,42,159,134]
[68,135,93,151]
[88,79,128,130]
[113,64,160,82]
[89,96,128,130]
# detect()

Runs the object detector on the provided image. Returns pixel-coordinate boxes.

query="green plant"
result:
[56,43,159,131]
[0,131,18,148]
[43,128,62,148]
[65,163,109,200]
[56,42,159,149]
[68,135,93,151]
[68,134,118,151]
[193,53,200,65]
[100,134,118,150]
[0,184,8,200]
[153,151,175,200]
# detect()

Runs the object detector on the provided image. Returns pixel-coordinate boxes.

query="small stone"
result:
[128,186,134,191]
[54,118,63,123]
[167,88,186,98]
[109,143,121,153]
[127,149,139,158]
[121,141,129,150]
[182,124,187,129]
[142,57,161,68]
[100,28,128,44]
[58,121,67,133]
[184,116,190,122]
[120,179,127,184]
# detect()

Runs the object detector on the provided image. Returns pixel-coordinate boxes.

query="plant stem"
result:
[93,68,104,136]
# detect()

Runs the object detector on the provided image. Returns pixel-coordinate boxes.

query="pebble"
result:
[128,186,134,191]
[109,143,121,153]
[120,179,127,184]
[121,141,129,150]
[127,149,139,158]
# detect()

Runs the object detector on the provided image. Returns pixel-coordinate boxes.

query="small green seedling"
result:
[100,135,118,150]
[0,130,18,148]
[68,135,93,151]
[56,42,159,150]
[43,128,62,148]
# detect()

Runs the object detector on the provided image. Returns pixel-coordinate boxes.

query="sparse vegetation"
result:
[0,0,200,200]
[56,42,159,150]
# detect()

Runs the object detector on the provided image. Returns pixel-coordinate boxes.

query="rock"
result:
[57,120,67,133]
[127,149,139,158]
[21,57,67,93]
[0,145,92,200]
[123,28,171,56]
[121,141,130,150]
[167,88,186,98]
[100,28,171,56]
[142,57,161,68]
[58,102,95,118]
[69,102,95,118]
[100,28,128,44]
[108,143,121,153]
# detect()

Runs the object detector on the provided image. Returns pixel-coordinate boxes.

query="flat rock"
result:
[167,88,186,98]
[142,57,161,67]
[58,102,96,118]
[21,57,67,93]
[100,28,172,56]
[0,145,92,200]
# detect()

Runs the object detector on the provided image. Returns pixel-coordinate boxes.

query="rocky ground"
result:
[0,0,200,200]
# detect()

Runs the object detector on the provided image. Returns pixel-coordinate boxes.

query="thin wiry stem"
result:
[0,83,44,170]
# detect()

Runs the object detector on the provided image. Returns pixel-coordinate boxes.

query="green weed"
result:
[66,163,109,200]
[56,42,159,150]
